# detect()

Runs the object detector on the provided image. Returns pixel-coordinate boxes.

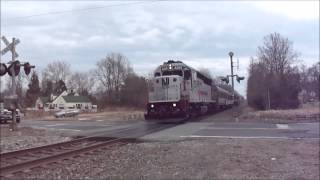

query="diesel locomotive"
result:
[144,60,241,121]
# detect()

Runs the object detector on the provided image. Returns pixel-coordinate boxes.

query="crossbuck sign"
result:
[1,36,20,58]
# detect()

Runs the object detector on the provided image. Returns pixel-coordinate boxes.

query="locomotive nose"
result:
[149,75,182,102]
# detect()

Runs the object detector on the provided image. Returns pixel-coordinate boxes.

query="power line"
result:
[4,1,160,20]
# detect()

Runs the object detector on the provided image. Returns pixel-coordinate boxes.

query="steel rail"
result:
[0,123,175,176]
[0,125,139,159]
[0,125,143,175]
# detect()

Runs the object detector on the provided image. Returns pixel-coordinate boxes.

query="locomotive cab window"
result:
[162,70,182,76]
[196,72,212,85]
[184,70,191,80]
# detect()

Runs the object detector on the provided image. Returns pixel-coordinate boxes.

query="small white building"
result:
[35,90,97,112]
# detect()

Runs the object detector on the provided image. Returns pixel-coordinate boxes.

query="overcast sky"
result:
[1,1,319,96]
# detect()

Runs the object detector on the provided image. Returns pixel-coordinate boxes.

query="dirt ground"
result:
[2,104,319,179]
[21,138,319,180]
[0,125,71,153]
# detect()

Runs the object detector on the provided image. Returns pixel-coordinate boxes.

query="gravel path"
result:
[0,125,71,153]
[20,138,319,180]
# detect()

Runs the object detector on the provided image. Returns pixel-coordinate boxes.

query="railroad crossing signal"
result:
[1,36,20,58]
[221,77,229,84]
[222,52,245,85]
[24,62,35,75]
[0,61,35,76]
[236,76,245,83]
[7,61,21,76]
[0,35,35,131]
[0,36,35,76]
[220,75,244,84]
[0,63,7,76]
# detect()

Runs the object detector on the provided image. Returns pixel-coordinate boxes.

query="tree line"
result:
[247,32,319,110]
[1,32,318,111]
[0,53,148,109]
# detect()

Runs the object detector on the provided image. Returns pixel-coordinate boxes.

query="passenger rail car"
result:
[144,60,240,121]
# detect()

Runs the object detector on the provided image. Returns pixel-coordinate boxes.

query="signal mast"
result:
[1,36,35,131]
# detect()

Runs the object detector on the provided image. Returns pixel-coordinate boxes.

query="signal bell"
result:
[7,61,20,76]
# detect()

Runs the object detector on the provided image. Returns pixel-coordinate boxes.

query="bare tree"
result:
[68,71,94,95]
[247,33,301,110]
[94,53,133,103]
[16,73,26,106]
[42,61,71,84]
[41,80,54,96]
[247,59,268,109]
[258,32,299,75]
[1,76,13,100]
[1,73,26,107]
[25,71,41,107]
[299,62,320,102]
[120,73,148,107]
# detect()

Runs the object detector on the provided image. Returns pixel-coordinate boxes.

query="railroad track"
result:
[0,123,174,177]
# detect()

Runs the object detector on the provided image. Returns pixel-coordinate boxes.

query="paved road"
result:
[20,119,178,138]
[20,117,319,141]
[142,122,319,141]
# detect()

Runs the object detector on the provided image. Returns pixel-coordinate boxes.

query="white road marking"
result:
[202,127,274,130]
[180,135,319,140]
[96,120,103,122]
[45,123,66,127]
[276,124,289,129]
[78,118,89,121]
[57,128,81,132]
[26,126,81,132]
[30,126,50,130]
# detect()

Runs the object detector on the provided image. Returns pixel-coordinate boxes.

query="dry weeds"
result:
[239,102,319,123]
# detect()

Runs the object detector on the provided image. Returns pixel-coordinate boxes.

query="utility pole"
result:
[229,51,235,103]
[267,88,271,110]
[220,52,245,120]
[10,38,17,131]
[229,52,236,118]
[222,51,244,97]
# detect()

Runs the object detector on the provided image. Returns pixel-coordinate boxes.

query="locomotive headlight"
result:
[150,104,154,108]
[173,103,176,107]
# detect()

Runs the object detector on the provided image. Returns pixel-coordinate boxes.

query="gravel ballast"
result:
[20,138,319,180]
[0,125,71,153]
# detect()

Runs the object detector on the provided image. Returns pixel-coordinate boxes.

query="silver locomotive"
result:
[145,60,240,121]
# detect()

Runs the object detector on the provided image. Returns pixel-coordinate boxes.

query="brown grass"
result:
[24,110,55,119]
[99,105,144,112]
[239,102,320,122]
[22,107,144,122]
[22,105,145,121]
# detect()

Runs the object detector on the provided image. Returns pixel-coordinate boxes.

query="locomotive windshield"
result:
[162,70,183,76]
[184,70,191,80]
